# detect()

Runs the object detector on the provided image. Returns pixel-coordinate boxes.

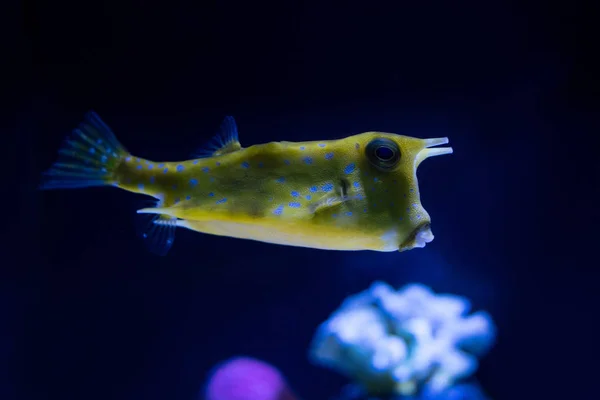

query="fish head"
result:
[354,132,453,251]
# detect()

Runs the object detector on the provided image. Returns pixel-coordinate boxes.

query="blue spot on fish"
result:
[89,147,95,154]
[216,198,228,204]
[126,156,132,162]
[353,181,360,188]
[193,160,199,164]
[276,177,286,183]
[363,208,368,213]
[163,168,169,173]
[158,163,165,168]
[137,183,144,191]
[216,162,221,167]
[241,161,250,169]
[209,192,215,197]
[101,155,108,163]
[303,156,313,165]
[186,195,191,200]
[322,183,334,192]
[291,191,299,197]
[309,186,318,192]
[289,202,301,208]
[273,205,284,215]
[136,165,143,170]
[149,176,155,184]
[374,177,380,182]
[344,163,356,174]
[305,195,312,200]
[202,167,210,173]
[300,146,306,150]
[325,152,334,160]
[346,211,353,216]
[177,165,185,172]
[318,143,326,148]
[147,164,153,170]
[284,159,291,165]
[189,178,198,186]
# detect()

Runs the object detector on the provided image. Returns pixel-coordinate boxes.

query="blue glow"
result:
[308,283,496,397]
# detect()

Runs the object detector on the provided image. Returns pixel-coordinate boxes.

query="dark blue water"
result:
[9,1,597,399]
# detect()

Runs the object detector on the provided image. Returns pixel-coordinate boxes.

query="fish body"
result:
[41,112,452,255]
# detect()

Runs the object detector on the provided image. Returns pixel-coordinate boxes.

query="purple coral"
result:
[204,356,297,400]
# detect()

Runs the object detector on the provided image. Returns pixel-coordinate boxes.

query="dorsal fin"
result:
[192,116,242,158]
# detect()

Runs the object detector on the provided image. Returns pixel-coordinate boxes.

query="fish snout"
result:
[398,222,434,251]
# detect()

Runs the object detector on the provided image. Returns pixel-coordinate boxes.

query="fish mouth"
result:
[398,223,434,252]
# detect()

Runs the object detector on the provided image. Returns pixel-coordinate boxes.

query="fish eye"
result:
[366,138,401,170]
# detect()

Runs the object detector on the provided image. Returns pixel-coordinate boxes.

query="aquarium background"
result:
[10,1,597,400]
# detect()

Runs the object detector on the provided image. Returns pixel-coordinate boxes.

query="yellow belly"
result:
[177,219,394,251]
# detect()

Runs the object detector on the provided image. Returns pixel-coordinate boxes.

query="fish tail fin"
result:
[135,199,178,256]
[40,111,130,190]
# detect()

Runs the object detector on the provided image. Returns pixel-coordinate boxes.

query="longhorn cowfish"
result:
[40,111,453,255]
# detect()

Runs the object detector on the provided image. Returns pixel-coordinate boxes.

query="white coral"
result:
[309,282,496,396]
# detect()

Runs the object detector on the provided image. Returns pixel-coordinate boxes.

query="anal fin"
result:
[136,211,177,256]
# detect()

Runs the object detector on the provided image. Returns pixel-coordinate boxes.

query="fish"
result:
[40,111,453,255]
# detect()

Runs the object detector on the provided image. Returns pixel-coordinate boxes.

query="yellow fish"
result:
[41,111,453,255]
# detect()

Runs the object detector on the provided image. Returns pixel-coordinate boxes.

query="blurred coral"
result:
[309,282,496,397]
[204,356,297,400]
